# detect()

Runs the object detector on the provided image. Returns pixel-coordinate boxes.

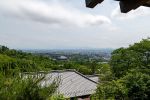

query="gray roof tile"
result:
[41,70,98,98]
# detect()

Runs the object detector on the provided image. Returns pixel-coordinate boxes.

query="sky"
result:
[0,0,150,49]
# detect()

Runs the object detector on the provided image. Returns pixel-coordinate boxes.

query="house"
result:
[23,70,99,100]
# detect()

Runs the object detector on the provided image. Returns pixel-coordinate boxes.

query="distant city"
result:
[23,48,113,62]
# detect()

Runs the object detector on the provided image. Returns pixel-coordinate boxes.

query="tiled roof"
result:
[86,75,99,83]
[39,70,98,98]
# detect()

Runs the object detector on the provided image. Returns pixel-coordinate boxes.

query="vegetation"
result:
[0,45,105,99]
[0,46,62,99]
[0,75,57,100]
[95,38,150,100]
[1,38,150,99]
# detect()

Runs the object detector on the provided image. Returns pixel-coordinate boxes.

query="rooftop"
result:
[23,69,99,98]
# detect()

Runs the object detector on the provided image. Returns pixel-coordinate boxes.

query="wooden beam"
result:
[119,0,150,13]
[143,4,150,7]
[143,1,150,7]
[86,0,104,8]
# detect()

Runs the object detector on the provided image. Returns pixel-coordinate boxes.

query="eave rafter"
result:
[85,0,150,13]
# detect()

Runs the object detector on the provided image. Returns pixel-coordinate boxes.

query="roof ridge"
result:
[50,69,76,72]
[86,75,100,77]
[73,70,98,84]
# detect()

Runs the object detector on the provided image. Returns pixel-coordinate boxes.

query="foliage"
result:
[0,45,104,75]
[0,46,60,99]
[121,71,150,100]
[96,80,128,100]
[50,95,66,100]
[96,38,150,100]
[0,73,57,100]
[97,63,113,81]
[110,38,150,78]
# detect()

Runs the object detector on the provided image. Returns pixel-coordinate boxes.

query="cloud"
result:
[111,6,150,20]
[0,0,111,27]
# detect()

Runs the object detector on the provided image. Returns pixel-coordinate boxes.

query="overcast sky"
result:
[0,0,150,49]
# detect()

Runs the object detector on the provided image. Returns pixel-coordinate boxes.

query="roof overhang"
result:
[117,0,150,13]
[85,0,104,8]
[143,0,150,7]
[85,0,150,13]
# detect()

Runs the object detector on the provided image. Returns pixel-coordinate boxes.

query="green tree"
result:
[110,38,150,78]
[0,73,57,100]
[96,38,150,100]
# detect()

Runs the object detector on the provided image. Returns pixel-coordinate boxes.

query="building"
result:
[57,56,68,60]
[23,70,99,100]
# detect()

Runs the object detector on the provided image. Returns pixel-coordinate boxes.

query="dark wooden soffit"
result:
[86,0,150,13]
[86,0,104,8]
[143,0,150,7]
[117,0,150,13]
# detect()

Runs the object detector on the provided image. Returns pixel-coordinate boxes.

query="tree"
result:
[110,38,150,78]
[95,38,150,99]
[96,80,128,100]
[0,73,58,100]
[121,71,150,100]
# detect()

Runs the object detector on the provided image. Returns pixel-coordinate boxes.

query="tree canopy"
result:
[96,38,150,100]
